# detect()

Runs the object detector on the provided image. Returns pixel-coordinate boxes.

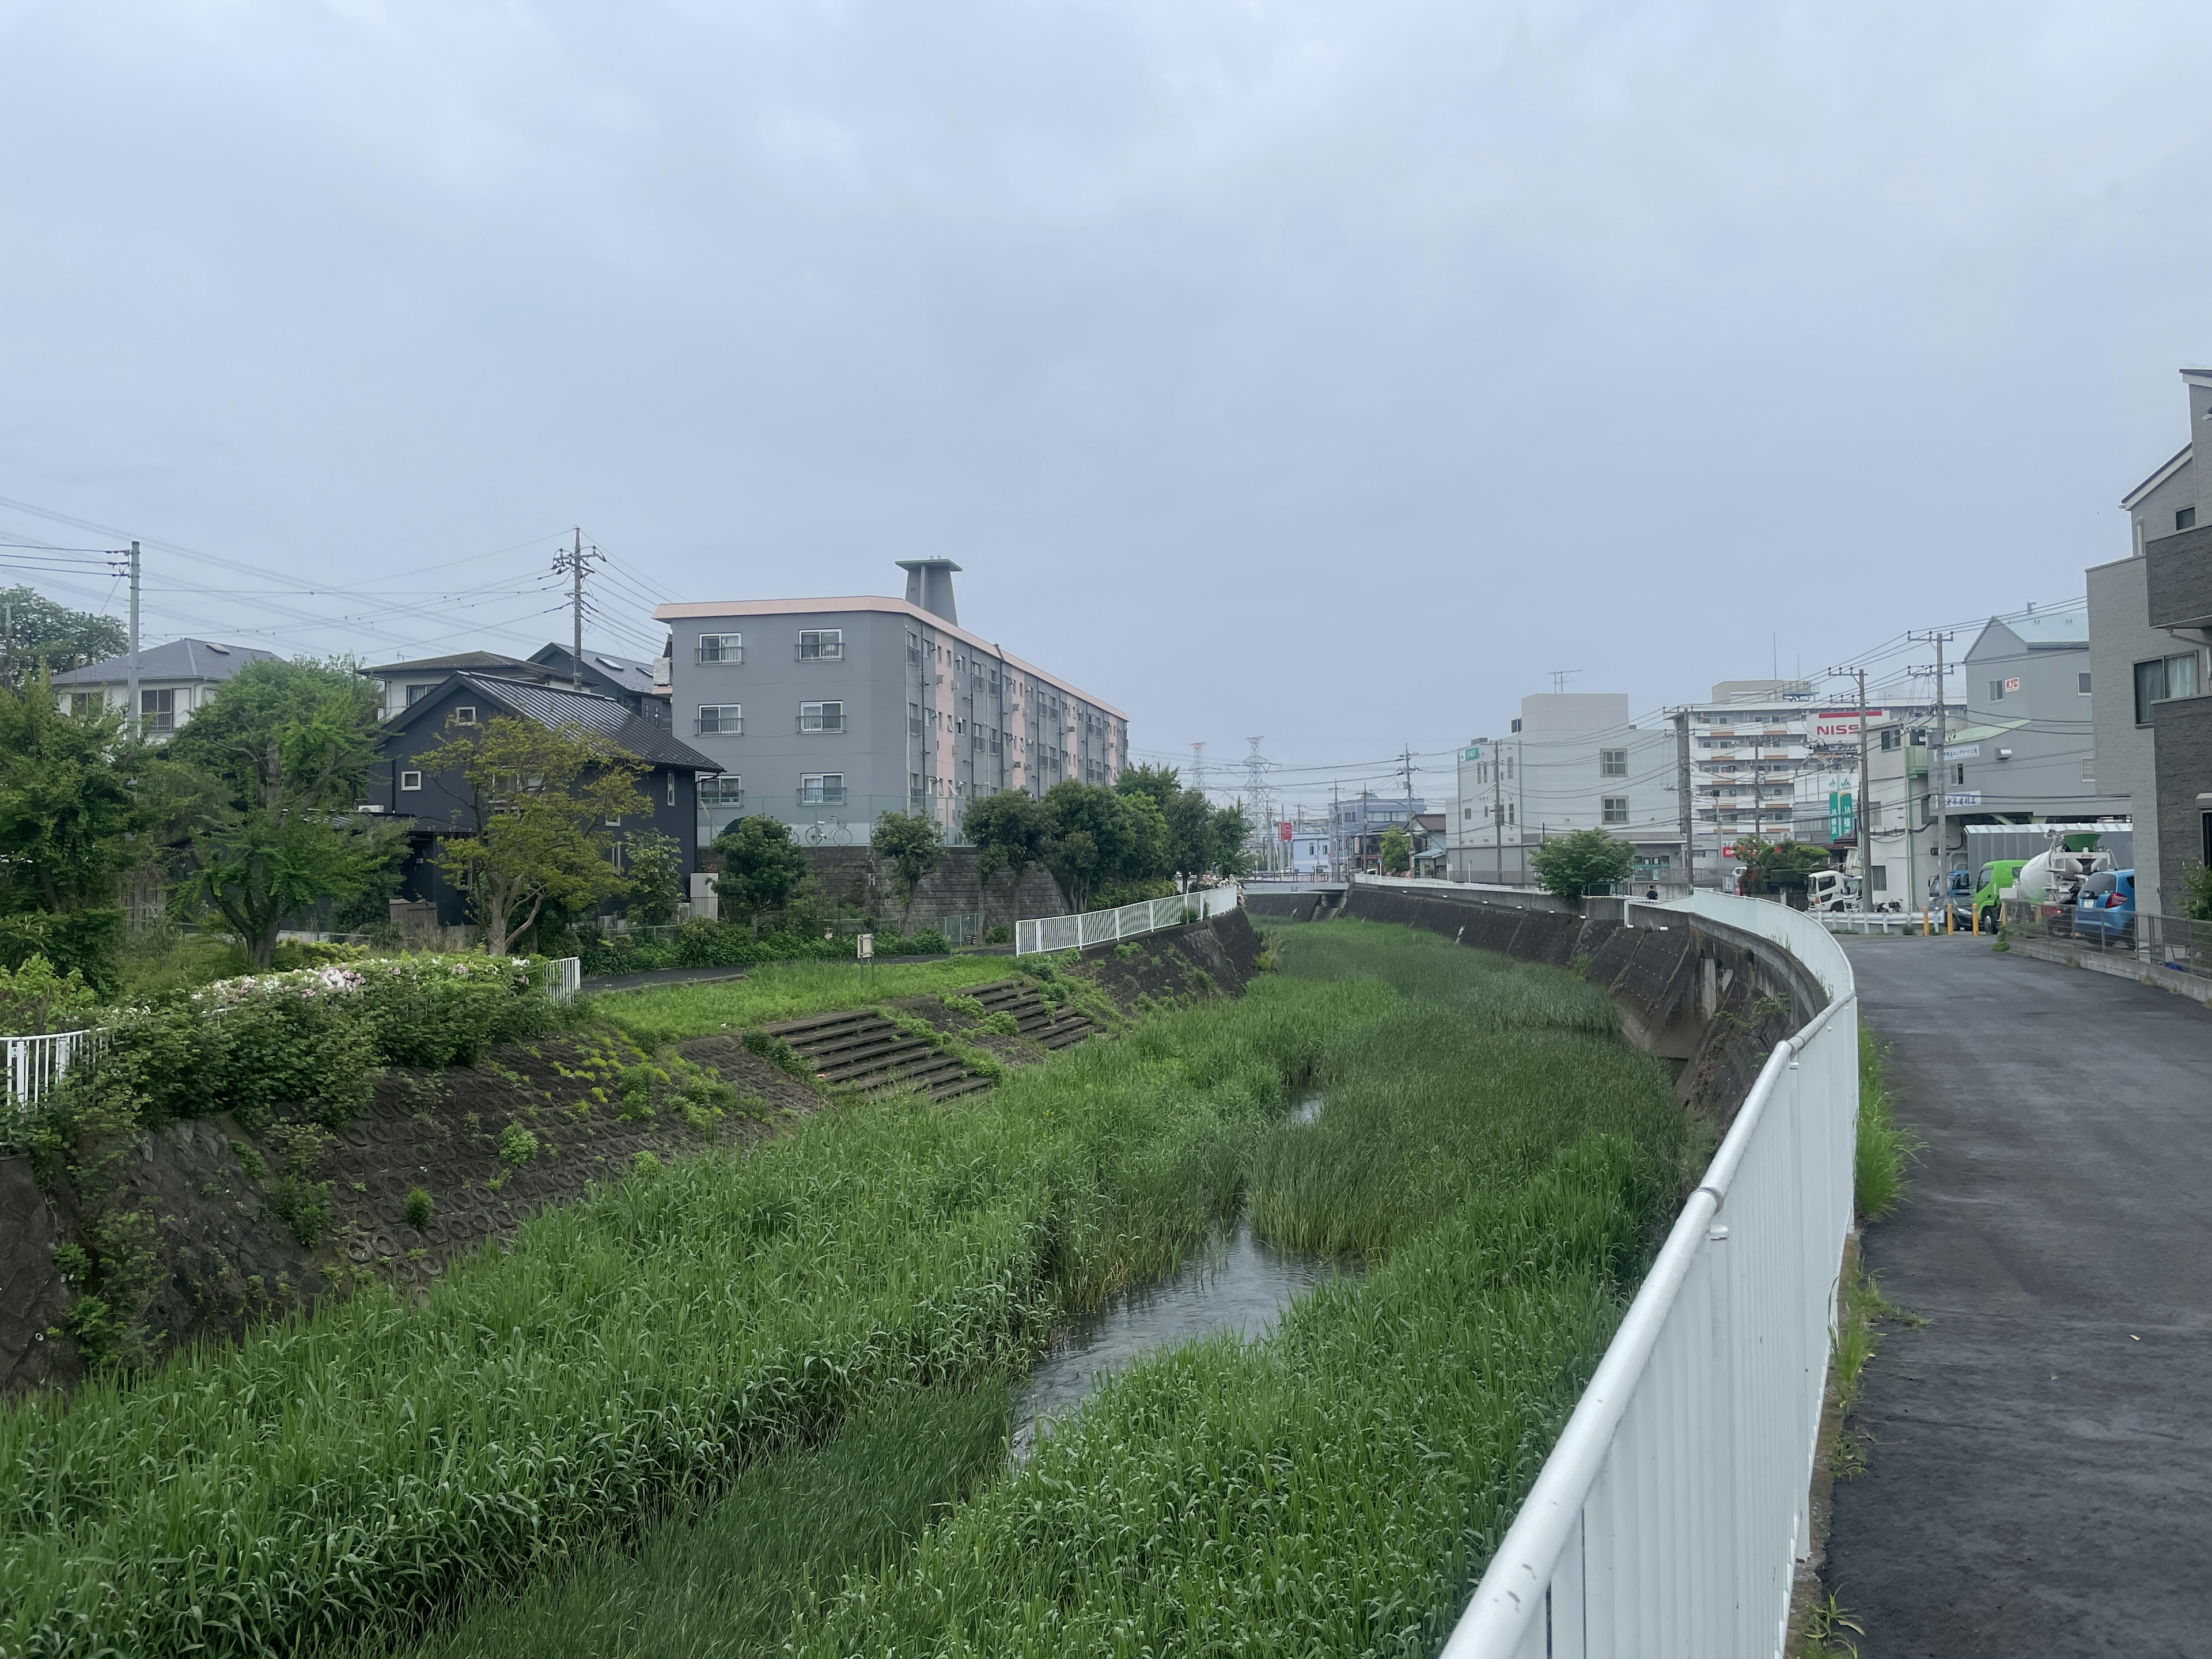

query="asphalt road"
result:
[1827,935,2212,1657]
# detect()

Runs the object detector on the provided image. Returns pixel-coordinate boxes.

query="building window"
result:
[800,772,846,805]
[69,692,99,718]
[452,706,478,726]
[696,703,743,735]
[2180,507,2196,531]
[666,772,676,807]
[406,683,431,705]
[2078,672,2092,695]
[1988,680,2005,703]
[1870,867,1887,892]
[699,774,743,806]
[399,770,422,791]
[2081,757,2096,781]
[800,700,844,733]
[138,688,176,734]
[1599,748,1627,777]
[908,703,922,736]
[1601,797,1629,825]
[2135,653,2201,724]
[798,628,843,661]
[1879,728,1899,751]
[697,632,743,663]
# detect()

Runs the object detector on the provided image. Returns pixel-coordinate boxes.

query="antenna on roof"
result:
[1548,668,1580,694]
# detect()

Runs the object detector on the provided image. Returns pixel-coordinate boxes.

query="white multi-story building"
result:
[1449,693,1677,885]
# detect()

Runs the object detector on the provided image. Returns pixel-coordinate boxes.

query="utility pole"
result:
[1910,630,1955,922]
[553,529,601,690]
[1493,742,1507,885]
[1190,740,1206,796]
[125,541,141,736]
[1673,710,1693,893]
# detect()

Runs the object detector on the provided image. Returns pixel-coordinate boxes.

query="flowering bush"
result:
[196,965,378,1127]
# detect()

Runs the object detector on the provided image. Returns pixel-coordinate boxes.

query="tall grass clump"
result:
[1854,1027,1920,1220]
[0,974,1376,1658]
[791,921,1689,1656]
[593,956,1019,1047]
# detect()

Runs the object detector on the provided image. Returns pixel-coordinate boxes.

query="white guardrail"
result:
[1444,890,1858,1659]
[1014,885,1244,956]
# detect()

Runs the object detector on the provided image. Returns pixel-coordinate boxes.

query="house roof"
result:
[384,672,719,772]
[1948,717,2029,743]
[528,643,664,698]
[361,650,550,679]
[51,638,276,686]
[1967,609,2089,659]
[2120,442,2192,510]
[652,594,1127,719]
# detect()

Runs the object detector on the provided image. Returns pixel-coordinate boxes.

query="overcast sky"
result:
[5,1,2209,804]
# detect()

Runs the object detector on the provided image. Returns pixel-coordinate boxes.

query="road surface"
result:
[1826,934,2212,1657]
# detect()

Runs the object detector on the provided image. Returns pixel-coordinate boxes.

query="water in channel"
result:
[1011,1092,1343,1459]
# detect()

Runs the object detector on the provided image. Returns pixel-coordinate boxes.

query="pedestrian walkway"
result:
[1827,935,2212,1657]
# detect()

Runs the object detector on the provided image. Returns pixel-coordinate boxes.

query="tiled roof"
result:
[51,638,276,685]
[362,650,549,677]
[530,644,664,695]
[393,673,717,771]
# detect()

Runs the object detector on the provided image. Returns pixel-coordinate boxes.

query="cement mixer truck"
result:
[2003,835,2116,933]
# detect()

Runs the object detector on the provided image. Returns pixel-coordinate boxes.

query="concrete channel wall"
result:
[1340,883,1826,1127]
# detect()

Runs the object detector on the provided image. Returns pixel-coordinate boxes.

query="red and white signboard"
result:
[1278,821,1294,842]
[2003,677,2021,693]
[1811,709,1887,747]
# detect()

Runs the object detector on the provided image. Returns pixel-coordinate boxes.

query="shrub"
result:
[264,1121,336,1249]
[983,923,1011,945]
[404,1188,434,1232]
[357,954,550,1069]
[498,1123,540,1165]
[199,967,378,1130]
[0,954,99,1035]
[906,928,951,957]
[741,1028,813,1081]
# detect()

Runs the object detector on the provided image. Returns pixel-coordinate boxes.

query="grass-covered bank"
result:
[3,921,1687,1658]
[787,920,1685,1656]
[589,955,1029,1047]
[0,952,1362,1657]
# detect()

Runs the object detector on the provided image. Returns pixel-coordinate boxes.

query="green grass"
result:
[788,921,1686,1657]
[382,1382,1010,1659]
[5,920,1686,1659]
[590,956,1021,1046]
[1854,1027,1921,1221]
[0,955,1366,1657]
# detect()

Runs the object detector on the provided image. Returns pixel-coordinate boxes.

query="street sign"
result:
[856,933,874,960]
[1945,792,1981,808]
[1942,744,1980,761]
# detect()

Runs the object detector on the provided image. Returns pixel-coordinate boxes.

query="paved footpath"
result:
[1827,935,2212,1657]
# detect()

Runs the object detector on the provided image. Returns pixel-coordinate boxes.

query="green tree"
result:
[1206,801,1255,880]
[0,953,101,1033]
[1038,781,1139,912]
[0,668,140,988]
[1529,828,1636,908]
[1379,825,1412,875]
[165,658,404,967]
[2179,862,2212,923]
[1113,763,1181,814]
[1733,835,1832,899]
[964,789,1049,920]
[623,831,686,927]
[422,716,646,955]
[869,810,944,925]
[0,585,127,689]
[711,815,810,937]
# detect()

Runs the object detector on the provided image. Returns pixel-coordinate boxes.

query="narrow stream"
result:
[1011,1092,1344,1459]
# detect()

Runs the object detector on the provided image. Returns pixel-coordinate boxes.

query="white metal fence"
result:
[3,1028,108,1141]
[1014,885,1243,956]
[1444,890,1858,1659]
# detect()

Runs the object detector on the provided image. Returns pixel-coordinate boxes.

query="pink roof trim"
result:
[652,594,1127,719]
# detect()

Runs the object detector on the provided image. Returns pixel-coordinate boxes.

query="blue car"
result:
[2073,869,2135,942]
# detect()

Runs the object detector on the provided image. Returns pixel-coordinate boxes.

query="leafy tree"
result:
[624,831,686,927]
[963,789,1049,920]
[0,668,140,987]
[1207,801,1255,879]
[1113,764,1182,814]
[869,810,943,925]
[1379,825,1412,875]
[1039,781,1141,913]
[1120,767,1249,884]
[421,716,645,955]
[165,658,403,967]
[1733,835,1832,899]
[2179,862,2212,923]
[0,953,101,1033]
[711,815,810,937]
[0,585,127,689]
[1530,828,1635,908]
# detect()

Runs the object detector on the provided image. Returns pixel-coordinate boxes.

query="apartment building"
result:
[1450,693,1676,884]
[1949,609,2123,827]
[655,560,1127,844]
[2087,366,2212,916]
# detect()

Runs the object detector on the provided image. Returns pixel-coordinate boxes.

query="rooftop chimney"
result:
[896,559,961,624]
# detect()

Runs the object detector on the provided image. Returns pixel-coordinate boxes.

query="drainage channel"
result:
[1012,1092,1346,1459]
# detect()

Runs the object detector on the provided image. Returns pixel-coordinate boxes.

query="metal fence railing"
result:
[4,1028,108,1141]
[2001,900,2212,984]
[1445,890,1858,1659]
[1014,885,1243,956]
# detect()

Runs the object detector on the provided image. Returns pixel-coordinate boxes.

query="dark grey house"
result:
[369,672,717,929]
[363,645,671,725]
[2090,366,2212,916]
